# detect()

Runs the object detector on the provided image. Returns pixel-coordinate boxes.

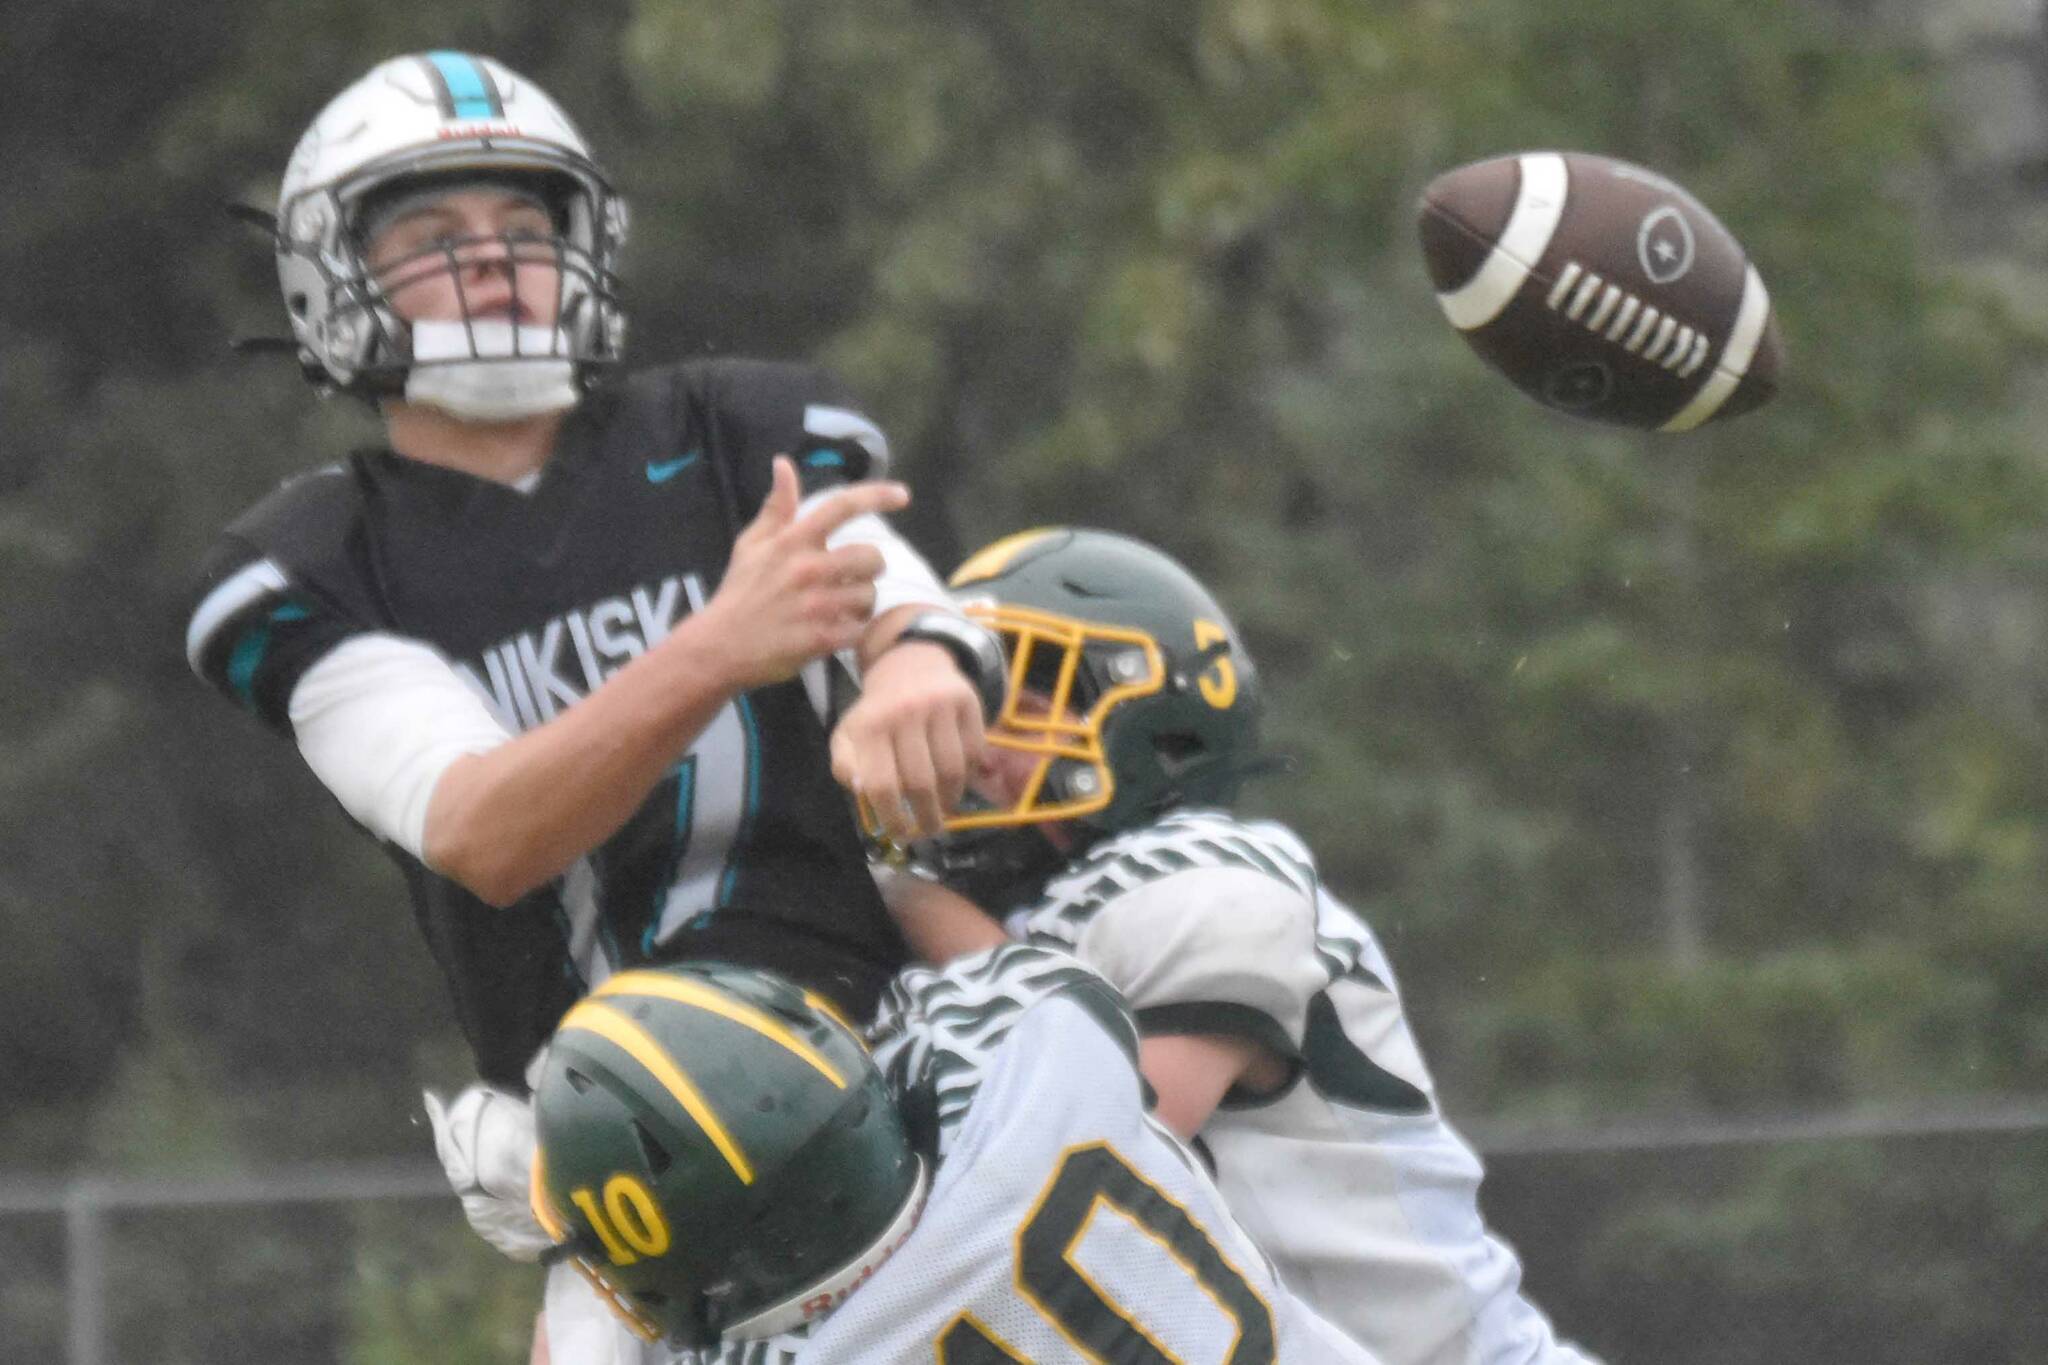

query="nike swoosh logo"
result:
[646,453,701,483]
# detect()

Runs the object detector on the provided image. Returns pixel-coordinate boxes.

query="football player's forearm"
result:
[423,612,745,905]
[1140,1033,1285,1140]
[877,871,1010,963]
[856,602,922,665]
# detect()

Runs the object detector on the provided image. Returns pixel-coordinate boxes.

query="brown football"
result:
[1417,151,1782,431]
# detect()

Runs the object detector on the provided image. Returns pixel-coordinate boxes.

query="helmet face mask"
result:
[530,964,925,1349]
[938,529,1266,866]
[952,601,1170,830]
[274,52,628,417]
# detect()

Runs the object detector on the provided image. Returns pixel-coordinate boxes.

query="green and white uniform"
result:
[693,943,1379,1364]
[1011,810,1602,1365]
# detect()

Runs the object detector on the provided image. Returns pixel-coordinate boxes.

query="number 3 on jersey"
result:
[936,1141,1275,1364]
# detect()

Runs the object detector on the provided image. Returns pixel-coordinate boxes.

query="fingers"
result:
[834,706,923,844]
[823,542,887,586]
[805,547,880,636]
[893,723,945,838]
[790,477,910,547]
[735,455,802,549]
[830,724,859,792]
[834,701,981,844]
[858,740,913,844]
[926,703,971,817]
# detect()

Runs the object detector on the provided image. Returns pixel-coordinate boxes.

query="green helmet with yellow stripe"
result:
[947,527,1267,837]
[530,963,926,1349]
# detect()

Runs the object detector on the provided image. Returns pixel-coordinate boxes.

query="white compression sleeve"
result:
[288,633,513,859]
[802,489,958,620]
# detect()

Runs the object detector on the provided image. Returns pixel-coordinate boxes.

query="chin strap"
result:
[403,320,580,420]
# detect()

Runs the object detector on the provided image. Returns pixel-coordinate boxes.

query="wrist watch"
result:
[892,610,1007,723]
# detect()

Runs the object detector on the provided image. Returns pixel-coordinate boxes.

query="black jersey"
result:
[185,359,910,1087]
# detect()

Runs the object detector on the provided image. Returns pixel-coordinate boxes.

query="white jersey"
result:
[689,943,1379,1365]
[1009,811,1601,1365]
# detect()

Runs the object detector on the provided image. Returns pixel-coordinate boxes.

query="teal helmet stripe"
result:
[422,51,504,119]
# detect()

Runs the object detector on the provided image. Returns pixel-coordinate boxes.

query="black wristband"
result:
[892,611,1007,723]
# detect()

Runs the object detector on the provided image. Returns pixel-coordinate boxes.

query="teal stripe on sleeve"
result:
[226,626,271,709]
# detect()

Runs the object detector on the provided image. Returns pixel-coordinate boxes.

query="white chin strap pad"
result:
[405,319,579,421]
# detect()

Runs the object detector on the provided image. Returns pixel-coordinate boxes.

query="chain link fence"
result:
[3,1105,2044,1363]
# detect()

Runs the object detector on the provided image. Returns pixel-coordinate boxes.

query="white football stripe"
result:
[185,559,288,670]
[1436,152,1569,331]
[1661,265,1772,432]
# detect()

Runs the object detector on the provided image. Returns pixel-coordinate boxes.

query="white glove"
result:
[423,1083,554,1263]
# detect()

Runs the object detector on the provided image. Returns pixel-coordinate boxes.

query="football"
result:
[1417,150,1782,432]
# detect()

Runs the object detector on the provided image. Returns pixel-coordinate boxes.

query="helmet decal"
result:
[420,51,506,120]
[1192,618,1239,709]
[949,527,1061,587]
[591,970,851,1088]
[555,999,758,1184]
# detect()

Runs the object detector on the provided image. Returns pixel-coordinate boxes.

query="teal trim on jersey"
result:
[645,453,700,484]
[716,695,764,907]
[226,625,271,709]
[801,447,845,470]
[270,602,311,624]
[427,51,499,118]
[648,755,698,955]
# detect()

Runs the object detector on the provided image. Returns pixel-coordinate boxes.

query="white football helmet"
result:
[274,52,628,418]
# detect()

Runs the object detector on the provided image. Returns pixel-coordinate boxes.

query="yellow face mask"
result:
[946,600,1169,830]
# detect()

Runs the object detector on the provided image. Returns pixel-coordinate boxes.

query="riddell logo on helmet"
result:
[437,123,526,140]
[797,1220,920,1320]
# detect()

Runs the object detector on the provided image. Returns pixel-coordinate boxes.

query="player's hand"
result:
[423,1085,554,1263]
[832,637,988,843]
[700,456,909,689]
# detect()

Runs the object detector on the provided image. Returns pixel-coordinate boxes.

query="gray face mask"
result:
[403,319,578,421]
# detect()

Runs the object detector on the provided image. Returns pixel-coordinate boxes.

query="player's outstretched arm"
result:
[424,457,906,905]
[877,869,1011,963]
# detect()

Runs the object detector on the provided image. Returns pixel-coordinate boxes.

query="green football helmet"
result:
[529,963,926,1348]
[941,528,1266,867]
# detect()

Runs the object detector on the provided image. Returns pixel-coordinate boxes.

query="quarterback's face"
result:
[364,187,563,328]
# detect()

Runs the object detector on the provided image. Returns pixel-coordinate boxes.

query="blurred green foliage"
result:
[3,0,2045,1360]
